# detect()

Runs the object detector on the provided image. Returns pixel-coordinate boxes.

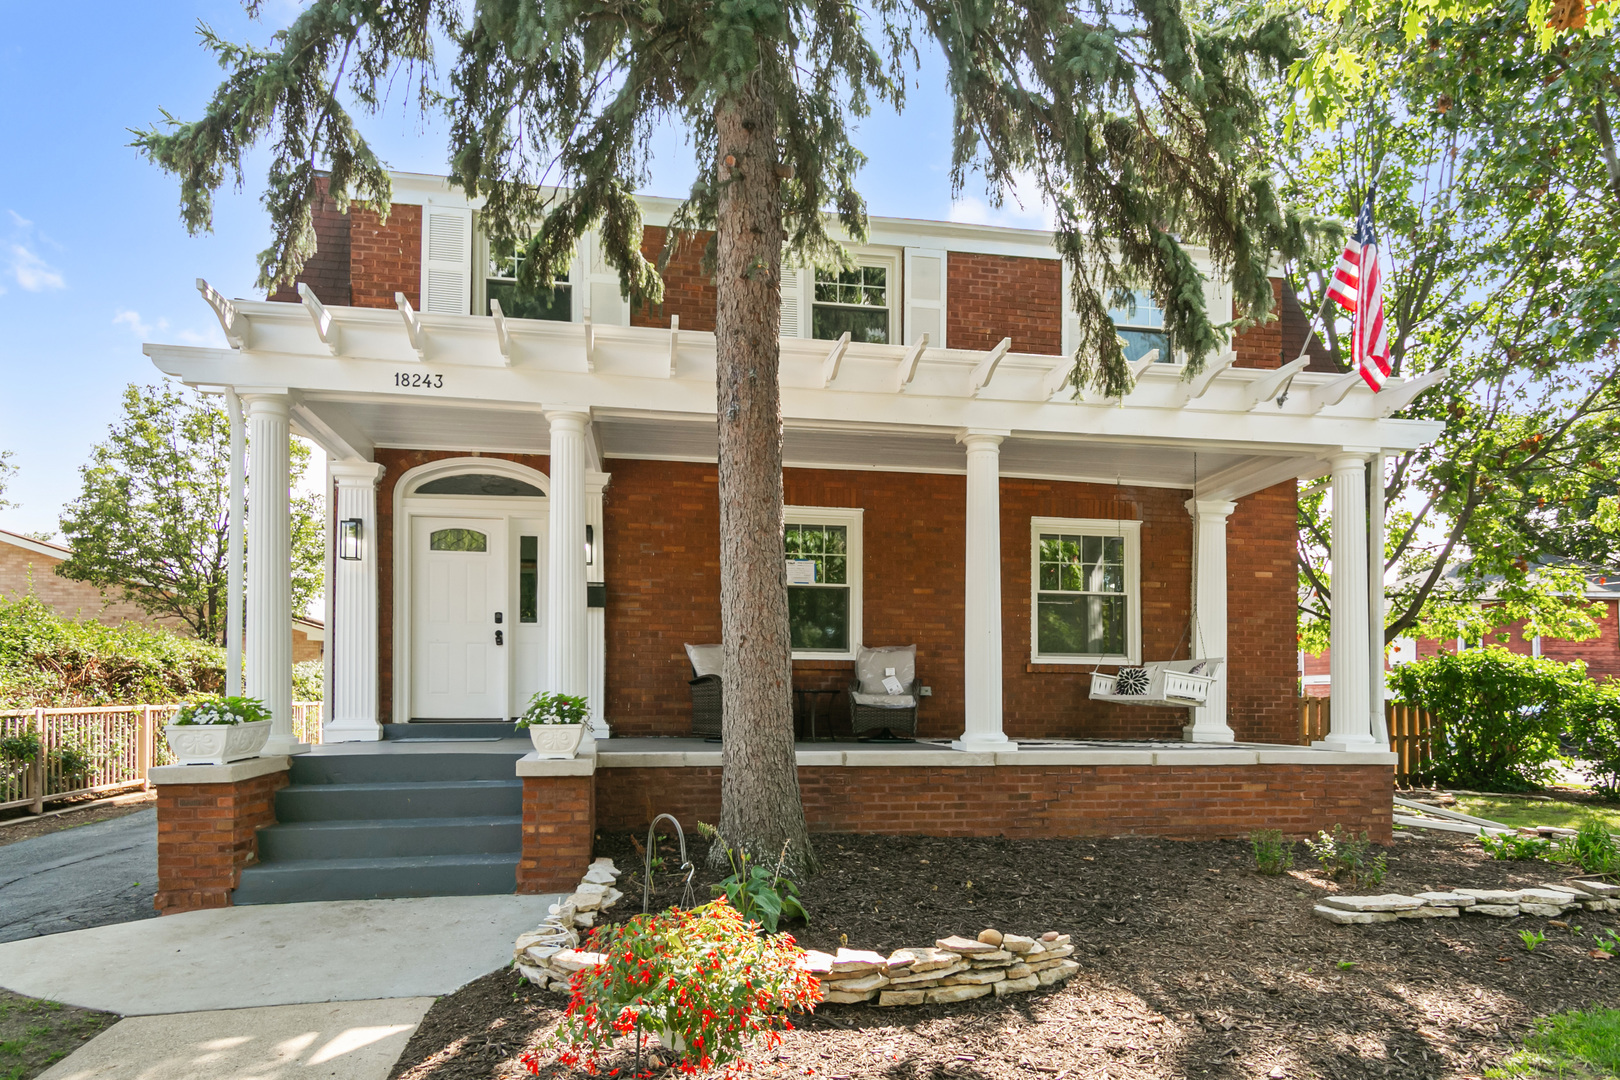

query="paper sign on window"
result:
[785,559,817,585]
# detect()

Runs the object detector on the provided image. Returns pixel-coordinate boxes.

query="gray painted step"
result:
[290,751,524,785]
[256,815,522,861]
[385,722,520,740]
[274,780,521,822]
[233,853,518,905]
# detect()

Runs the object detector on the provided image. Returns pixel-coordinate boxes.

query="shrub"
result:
[1307,825,1387,886]
[1480,832,1555,861]
[1568,679,1620,797]
[292,659,323,700]
[1251,829,1294,875]
[0,730,41,773]
[697,823,808,933]
[540,899,822,1076]
[1388,647,1588,790]
[1556,820,1620,876]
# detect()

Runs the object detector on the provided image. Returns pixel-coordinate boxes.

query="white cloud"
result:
[113,309,167,338]
[6,210,30,229]
[8,244,64,291]
[948,171,1058,232]
[176,325,228,348]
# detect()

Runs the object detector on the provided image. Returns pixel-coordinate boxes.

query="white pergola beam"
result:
[894,334,928,393]
[969,337,1013,397]
[394,292,425,361]
[1172,352,1236,408]
[1244,356,1310,411]
[1377,368,1449,417]
[290,401,375,462]
[821,332,852,388]
[1308,371,1365,413]
[1113,351,1162,401]
[583,315,596,373]
[297,283,342,357]
[1040,356,1076,399]
[196,278,248,349]
[490,298,513,365]
[667,314,680,377]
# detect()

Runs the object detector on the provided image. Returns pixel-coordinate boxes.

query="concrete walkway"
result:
[0,893,560,1015]
[0,809,159,943]
[37,998,436,1080]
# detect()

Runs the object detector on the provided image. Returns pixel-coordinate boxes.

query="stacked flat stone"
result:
[1313,881,1620,925]
[805,929,1079,1006]
[514,858,624,991]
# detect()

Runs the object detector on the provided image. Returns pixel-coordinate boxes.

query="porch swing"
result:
[1086,464,1223,708]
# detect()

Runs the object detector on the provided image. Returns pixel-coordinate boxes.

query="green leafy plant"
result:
[50,742,94,787]
[1480,832,1556,861]
[1336,960,1357,971]
[0,730,40,772]
[697,823,808,934]
[1306,825,1388,887]
[170,696,271,726]
[1555,821,1620,876]
[1520,929,1547,952]
[1251,829,1295,875]
[515,691,589,728]
[1569,681,1620,797]
[536,899,822,1076]
[1485,1008,1620,1080]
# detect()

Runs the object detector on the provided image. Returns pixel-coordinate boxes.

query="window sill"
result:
[1027,658,1135,672]
[792,655,857,666]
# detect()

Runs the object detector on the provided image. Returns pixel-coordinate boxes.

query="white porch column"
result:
[326,461,385,742]
[1368,454,1389,744]
[546,410,591,699]
[955,429,1016,753]
[243,393,306,756]
[1184,498,1236,743]
[1318,451,1375,751]
[585,470,611,738]
[225,388,245,698]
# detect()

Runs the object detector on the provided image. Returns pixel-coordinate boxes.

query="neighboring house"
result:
[141,171,1445,849]
[1301,569,1620,695]
[0,527,324,663]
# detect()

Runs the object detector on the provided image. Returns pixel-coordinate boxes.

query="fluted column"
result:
[1320,452,1375,750]
[546,410,590,699]
[1368,454,1389,744]
[244,393,305,756]
[1184,498,1236,743]
[326,461,385,742]
[955,429,1016,752]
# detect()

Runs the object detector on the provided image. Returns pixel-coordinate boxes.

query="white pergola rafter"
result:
[297,284,342,357]
[894,334,928,393]
[395,292,426,361]
[1244,356,1310,411]
[196,278,249,349]
[969,337,1013,397]
[490,298,513,365]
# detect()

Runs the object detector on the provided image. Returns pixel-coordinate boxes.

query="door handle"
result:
[495,630,504,646]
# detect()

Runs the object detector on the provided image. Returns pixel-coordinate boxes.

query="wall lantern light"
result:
[339,518,363,561]
[585,524,595,566]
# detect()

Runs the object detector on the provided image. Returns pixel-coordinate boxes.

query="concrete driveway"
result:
[0,809,159,943]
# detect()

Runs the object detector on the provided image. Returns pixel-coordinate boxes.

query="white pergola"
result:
[149,282,1445,755]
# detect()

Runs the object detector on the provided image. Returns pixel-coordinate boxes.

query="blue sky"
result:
[0,2,1041,540]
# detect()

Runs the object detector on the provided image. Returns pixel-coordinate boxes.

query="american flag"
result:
[1325,191,1391,391]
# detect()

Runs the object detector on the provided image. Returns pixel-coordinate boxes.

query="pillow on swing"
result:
[1114,667,1151,695]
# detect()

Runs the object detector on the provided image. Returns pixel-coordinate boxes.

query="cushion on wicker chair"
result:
[684,643,724,680]
[851,691,917,708]
[855,646,916,698]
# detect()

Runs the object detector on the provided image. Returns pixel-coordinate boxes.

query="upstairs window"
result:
[486,240,572,322]
[813,264,890,344]
[1108,289,1170,365]
[784,507,863,659]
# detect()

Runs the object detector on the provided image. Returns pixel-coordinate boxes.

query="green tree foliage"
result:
[1283,0,1620,653]
[0,450,15,511]
[1389,647,1591,789]
[57,384,324,645]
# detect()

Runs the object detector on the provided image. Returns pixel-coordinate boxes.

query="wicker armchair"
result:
[849,645,919,739]
[684,643,724,738]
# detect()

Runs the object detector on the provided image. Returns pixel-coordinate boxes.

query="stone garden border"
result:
[1313,879,1620,924]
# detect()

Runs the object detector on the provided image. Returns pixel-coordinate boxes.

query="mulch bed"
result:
[390,830,1620,1080]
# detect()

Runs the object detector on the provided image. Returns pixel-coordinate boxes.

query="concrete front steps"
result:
[232,724,527,905]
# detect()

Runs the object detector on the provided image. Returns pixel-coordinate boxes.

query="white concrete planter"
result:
[528,723,586,759]
[163,719,273,766]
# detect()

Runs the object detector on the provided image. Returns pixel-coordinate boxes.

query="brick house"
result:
[0,528,323,663]
[139,173,1447,908]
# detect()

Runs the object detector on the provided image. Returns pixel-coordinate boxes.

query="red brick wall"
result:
[1227,482,1305,743]
[268,180,352,306]
[1405,600,1620,684]
[946,252,1063,355]
[375,449,550,723]
[153,769,288,913]
[518,774,596,892]
[595,763,1392,842]
[630,226,717,332]
[1231,279,1283,370]
[350,204,422,310]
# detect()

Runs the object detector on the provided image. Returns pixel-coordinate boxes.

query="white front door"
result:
[411,517,507,720]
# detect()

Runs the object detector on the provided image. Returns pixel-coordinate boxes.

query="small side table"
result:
[793,689,839,741]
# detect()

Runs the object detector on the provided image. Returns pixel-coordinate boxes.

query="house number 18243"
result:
[394,372,444,389]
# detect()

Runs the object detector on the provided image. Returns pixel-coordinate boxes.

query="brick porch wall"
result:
[518,775,596,893]
[593,763,1392,842]
[153,769,288,913]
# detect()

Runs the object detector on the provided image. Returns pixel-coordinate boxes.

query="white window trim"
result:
[474,223,579,322]
[1029,516,1142,665]
[810,249,901,346]
[785,505,864,662]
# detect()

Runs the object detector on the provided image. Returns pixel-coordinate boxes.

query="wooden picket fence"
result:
[1297,697,1436,784]
[0,701,323,814]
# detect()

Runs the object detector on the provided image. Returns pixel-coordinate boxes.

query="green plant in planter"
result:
[170,696,271,726]
[515,691,589,728]
[538,899,821,1076]
[697,823,808,933]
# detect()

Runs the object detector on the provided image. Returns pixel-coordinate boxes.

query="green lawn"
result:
[1487,1008,1620,1079]
[1453,795,1620,834]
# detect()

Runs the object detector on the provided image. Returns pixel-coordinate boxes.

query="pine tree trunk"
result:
[711,80,817,877]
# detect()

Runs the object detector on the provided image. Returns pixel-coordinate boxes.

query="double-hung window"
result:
[1108,289,1170,365]
[1030,517,1141,664]
[783,507,863,660]
[812,262,893,344]
[484,239,573,322]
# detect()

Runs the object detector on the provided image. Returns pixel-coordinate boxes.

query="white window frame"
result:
[784,505,864,661]
[1029,516,1142,665]
[474,224,580,323]
[1107,289,1171,366]
[809,250,901,346]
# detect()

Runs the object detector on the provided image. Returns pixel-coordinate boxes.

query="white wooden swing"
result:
[1085,464,1222,708]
